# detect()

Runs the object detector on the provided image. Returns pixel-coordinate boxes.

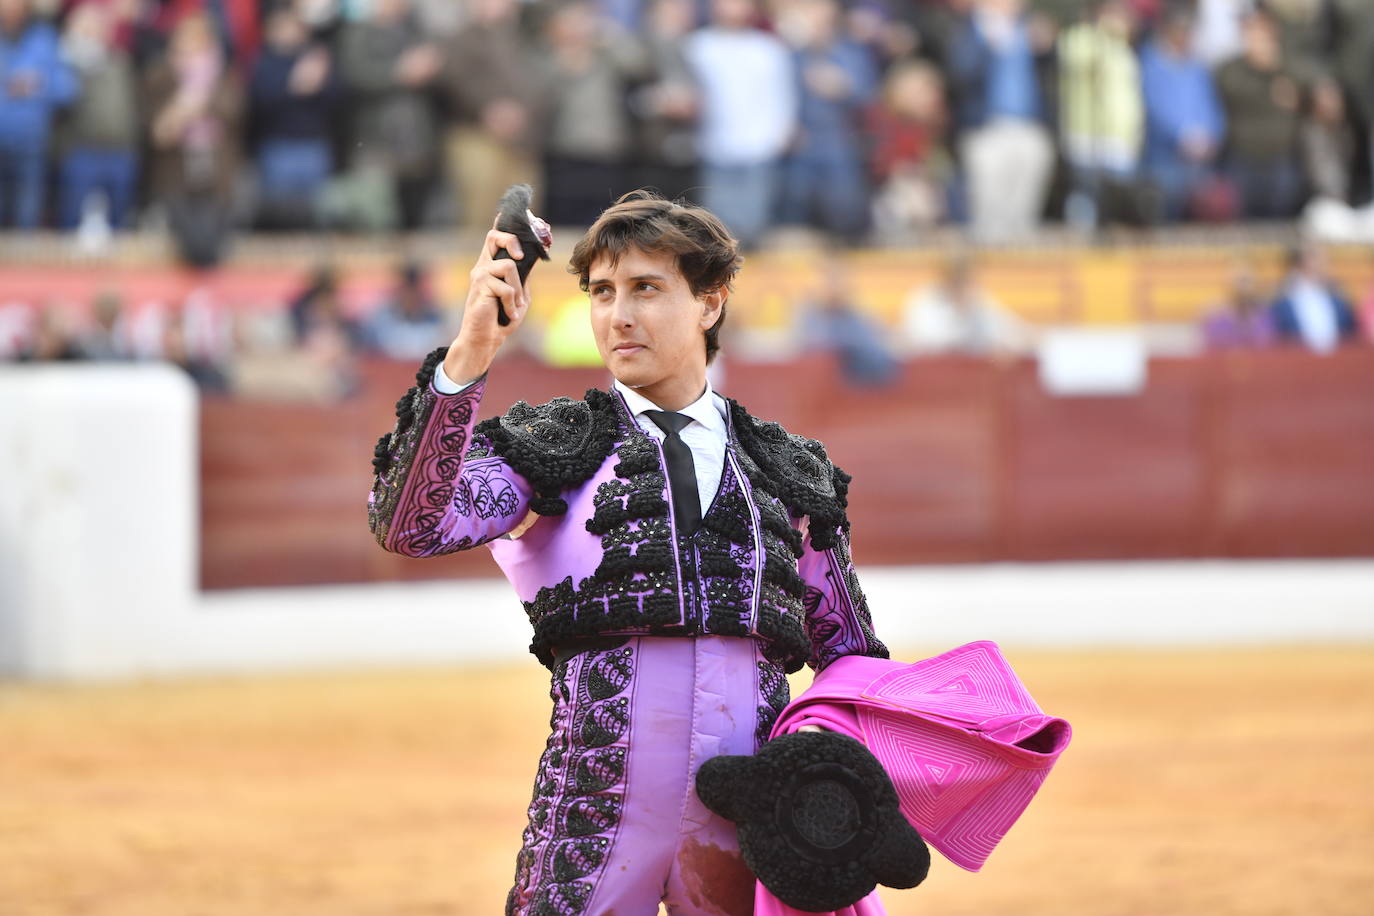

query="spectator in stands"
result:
[337,0,442,230]
[289,263,334,337]
[901,251,1030,358]
[75,290,135,359]
[440,0,543,230]
[62,0,146,55]
[56,2,139,232]
[797,255,898,385]
[1329,0,1373,199]
[876,0,967,70]
[1215,7,1306,219]
[18,304,82,360]
[629,0,700,203]
[288,264,364,350]
[0,0,77,229]
[1270,242,1359,353]
[143,10,244,252]
[1262,0,1332,77]
[1059,0,1145,230]
[408,0,464,37]
[0,301,28,357]
[162,305,230,391]
[291,267,363,396]
[113,0,179,73]
[842,0,919,72]
[946,0,1057,242]
[1028,0,1084,28]
[1192,0,1245,66]
[1128,0,1163,27]
[1140,2,1226,222]
[599,0,644,33]
[1301,76,1356,203]
[866,58,953,232]
[1200,261,1277,349]
[249,1,341,229]
[184,0,262,67]
[776,0,878,239]
[364,261,448,359]
[539,0,645,227]
[685,0,797,248]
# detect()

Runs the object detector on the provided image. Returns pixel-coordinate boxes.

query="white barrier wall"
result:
[2,365,1372,681]
[0,365,197,679]
[0,364,529,679]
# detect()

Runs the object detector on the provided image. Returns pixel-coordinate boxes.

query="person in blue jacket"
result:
[0,0,78,228]
[1140,3,1226,222]
[1270,243,1360,354]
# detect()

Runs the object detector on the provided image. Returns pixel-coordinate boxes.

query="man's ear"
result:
[700,287,726,329]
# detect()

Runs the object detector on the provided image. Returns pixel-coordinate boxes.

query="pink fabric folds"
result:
[753,641,1072,915]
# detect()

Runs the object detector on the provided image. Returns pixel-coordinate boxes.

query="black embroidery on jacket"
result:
[474,389,622,517]
[511,392,824,672]
[369,346,484,548]
[453,465,522,520]
[800,528,890,671]
[507,642,634,916]
[725,397,853,551]
[756,658,791,748]
[371,356,865,674]
[463,433,495,460]
[522,426,681,667]
[831,531,889,663]
[370,346,450,477]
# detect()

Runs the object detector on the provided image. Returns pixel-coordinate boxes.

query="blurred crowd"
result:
[3,240,1369,395]
[0,260,455,398]
[2,0,1374,251]
[795,239,1371,384]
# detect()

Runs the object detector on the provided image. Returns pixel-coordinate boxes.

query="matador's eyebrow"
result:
[589,274,669,287]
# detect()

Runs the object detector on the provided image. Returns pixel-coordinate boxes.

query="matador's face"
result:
[586,247,724,395]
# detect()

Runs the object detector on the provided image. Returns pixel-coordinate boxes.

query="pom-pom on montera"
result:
[493,183,552,325]
[696,730,930,912]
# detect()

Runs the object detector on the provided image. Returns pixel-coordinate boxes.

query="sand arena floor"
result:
[2,646,1371,916]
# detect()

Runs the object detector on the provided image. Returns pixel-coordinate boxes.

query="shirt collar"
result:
[612,375,727,435]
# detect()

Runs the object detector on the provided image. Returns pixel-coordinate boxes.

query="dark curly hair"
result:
[569,190,742,365]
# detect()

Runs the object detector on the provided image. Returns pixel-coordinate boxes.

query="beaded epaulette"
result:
[472,388,622,517]
[725,398,852,551]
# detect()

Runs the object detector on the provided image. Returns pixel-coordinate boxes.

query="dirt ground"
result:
[2,645,1371,916]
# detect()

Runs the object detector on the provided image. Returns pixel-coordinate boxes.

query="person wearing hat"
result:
[368,190,890,914]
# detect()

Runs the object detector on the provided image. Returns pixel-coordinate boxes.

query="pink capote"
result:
[754,641,1073,915]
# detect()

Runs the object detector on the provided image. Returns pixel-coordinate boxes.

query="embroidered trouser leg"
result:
[506,635,791,916]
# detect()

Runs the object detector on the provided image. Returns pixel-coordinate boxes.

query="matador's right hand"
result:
[445,220,532,383]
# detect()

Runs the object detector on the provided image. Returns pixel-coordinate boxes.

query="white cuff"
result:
[433,363,478,394]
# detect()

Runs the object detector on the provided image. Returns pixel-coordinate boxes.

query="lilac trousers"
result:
[507,635,789,916]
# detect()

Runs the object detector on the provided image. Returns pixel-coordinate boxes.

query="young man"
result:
[368,191,889,915]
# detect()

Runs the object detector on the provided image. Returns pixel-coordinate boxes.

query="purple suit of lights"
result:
[368,348,891,915]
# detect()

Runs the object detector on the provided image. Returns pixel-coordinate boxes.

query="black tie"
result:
[645,410,702,537]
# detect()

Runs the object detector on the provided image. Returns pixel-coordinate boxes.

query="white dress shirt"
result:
[1289,277,1340,354]
[435,364,729,514]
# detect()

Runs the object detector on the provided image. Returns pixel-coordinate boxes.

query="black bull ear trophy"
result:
[492,183,552,326]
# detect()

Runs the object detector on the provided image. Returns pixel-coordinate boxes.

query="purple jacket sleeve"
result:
[368,370,535,557]
[797,520,889,672]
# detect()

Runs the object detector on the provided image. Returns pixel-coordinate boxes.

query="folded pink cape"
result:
[754,641,1072,915]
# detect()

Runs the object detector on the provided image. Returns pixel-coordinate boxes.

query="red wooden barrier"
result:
[199,349,1374,589]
